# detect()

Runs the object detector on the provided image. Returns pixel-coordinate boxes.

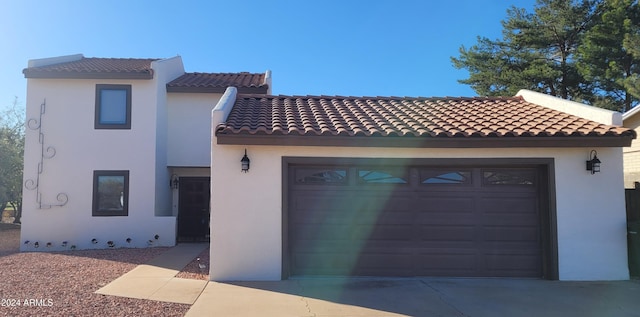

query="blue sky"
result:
[0,0,536,112]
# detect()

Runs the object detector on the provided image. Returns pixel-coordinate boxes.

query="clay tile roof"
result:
[23,57,158,79]
[167,72,268,94]
[215,95,636,148]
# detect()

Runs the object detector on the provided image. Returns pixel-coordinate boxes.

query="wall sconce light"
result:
[241,149,250,173]
[586,150,601,174]
[170,174,179,189]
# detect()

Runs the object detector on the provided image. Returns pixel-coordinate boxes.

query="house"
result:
[209,89,635,281]
[20,54,270,250]
[21,54,635,281]
[623,107,640,188]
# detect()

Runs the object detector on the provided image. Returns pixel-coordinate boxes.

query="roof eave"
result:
[23,70,154,80]
[215,134,634,148]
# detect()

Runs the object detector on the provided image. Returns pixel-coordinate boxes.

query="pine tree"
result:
[624,30,640,99]
[452,0,599,100]
[577,0,640,112]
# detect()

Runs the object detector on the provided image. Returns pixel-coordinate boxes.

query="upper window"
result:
[95,84,131,129]
[92,170,129,216]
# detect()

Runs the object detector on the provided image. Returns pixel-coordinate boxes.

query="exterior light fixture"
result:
[586,150,601,174]
[170,174,179,189]
[241,149,250,173]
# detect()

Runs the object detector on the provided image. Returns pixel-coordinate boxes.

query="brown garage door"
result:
[288,165,543,277]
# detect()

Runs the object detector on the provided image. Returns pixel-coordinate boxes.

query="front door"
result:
[178,177,210,242]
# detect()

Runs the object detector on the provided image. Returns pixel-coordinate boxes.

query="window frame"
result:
[95,84,132,129]
[92,170,129,217]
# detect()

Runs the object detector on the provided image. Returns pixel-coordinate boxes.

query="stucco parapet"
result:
[27,54,84,68]
[212,87,238,128]
[517,89,622,126]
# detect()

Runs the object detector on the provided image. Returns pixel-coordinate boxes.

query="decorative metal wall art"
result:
[24,100,68,208]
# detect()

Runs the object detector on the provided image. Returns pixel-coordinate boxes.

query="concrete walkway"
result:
[96,245,640,316]
[186,278,640,317]
[95,243,208,305]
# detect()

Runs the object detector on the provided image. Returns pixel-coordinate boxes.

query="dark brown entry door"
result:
[288,165,543,278]
[178,177,210,242]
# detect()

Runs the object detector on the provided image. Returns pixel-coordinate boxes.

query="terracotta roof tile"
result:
[23,57,158,79]
[167,72,268,94]
[216,95,635,147]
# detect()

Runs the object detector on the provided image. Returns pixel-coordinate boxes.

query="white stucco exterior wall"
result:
[150,57,184,216]
[20,56,185,251]
[209,142,629,281]
[553,147,628,280]
[167,92,224,167]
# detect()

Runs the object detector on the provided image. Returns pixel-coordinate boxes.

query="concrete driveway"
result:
[186,278,640,317]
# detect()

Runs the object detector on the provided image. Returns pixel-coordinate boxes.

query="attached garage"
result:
[285,159,553,278]
[210,88,635,281]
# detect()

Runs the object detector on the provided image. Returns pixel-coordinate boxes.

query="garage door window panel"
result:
[295,167,347,184]
[357,168,408,184]
[420,169,472,185]
[483,169,537,186]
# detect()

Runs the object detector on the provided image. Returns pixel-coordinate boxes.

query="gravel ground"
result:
[0,224,192,316]
[175,247,209,281]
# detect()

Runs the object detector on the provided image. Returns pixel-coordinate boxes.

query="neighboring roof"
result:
[623,105,640,121]
[23,57,158,79]
[167,72,269,94]
[215,95,636,148]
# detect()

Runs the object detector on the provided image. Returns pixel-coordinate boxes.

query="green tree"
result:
[624,30,640,98]
[452,0,600,100]
[577,0,640,112]
[0,98,25,223]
